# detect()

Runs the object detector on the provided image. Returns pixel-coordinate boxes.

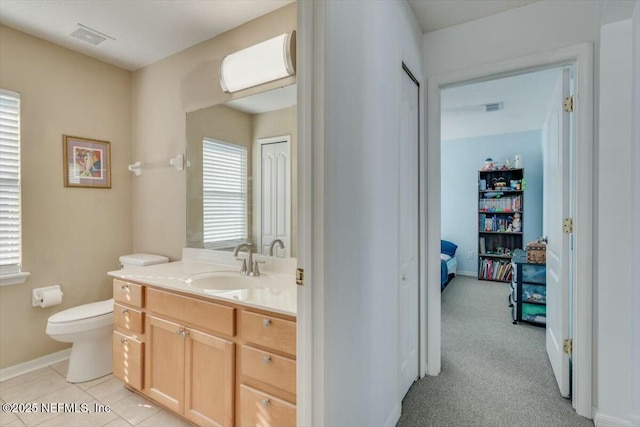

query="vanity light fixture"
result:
[219,31,296,93]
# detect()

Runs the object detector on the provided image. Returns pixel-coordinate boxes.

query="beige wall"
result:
[186,104,253,247]
[0,26,132,368]
[132,3,296,260]
[251,106,297,256]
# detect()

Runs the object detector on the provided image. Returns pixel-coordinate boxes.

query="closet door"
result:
[398,66,420,399]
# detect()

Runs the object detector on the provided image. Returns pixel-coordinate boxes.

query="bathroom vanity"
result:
[109,249,297,427]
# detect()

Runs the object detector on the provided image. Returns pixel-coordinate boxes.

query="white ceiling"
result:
[408,0,541,33]
[441,68,563,141]
[0,0,548,72]
[0,0,293,71]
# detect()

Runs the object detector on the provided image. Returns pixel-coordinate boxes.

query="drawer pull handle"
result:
[261,399,271,408]
[176,328,183,336]
[120,338,128,344]
[182,329,190,337]
[262,318,272,327]
[121,308,129,315]
[263,356,272,364]
[120,284,129,290]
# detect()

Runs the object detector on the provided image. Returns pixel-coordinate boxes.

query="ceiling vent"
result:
[70,24,114,46]
[484,102,504,112]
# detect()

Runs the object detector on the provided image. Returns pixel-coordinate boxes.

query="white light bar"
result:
[220,31,296,93]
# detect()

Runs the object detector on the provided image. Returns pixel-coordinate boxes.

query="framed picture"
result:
[63,135,111,188]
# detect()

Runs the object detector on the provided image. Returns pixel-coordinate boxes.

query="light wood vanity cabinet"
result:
[113,279,144,308]
[145,288,236,427]
[238,310,297,427]
[111,279,296,427]
[113,280,146,391]
[112,330,144,390]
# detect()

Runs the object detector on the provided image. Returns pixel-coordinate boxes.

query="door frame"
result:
[296,0,324,425]
[424,43,594,417]
[255,135,292,256]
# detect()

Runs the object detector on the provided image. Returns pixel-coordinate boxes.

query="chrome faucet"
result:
[233,243,254,275]
[269,239,285,256]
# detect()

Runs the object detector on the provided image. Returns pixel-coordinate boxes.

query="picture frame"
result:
[63,135,111,188]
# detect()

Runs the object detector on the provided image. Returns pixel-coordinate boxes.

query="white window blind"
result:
[0,89,21,275]
[202,138,248,248]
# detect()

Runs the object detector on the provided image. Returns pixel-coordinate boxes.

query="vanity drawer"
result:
[114,303,144,334]
[239,311,296,356]
[113,331,144,390]
[113,279,145,308]
[240,385,296,427]
[241,345,296,396]
[146,288,235,337]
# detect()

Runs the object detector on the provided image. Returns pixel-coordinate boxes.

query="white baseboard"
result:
[456,270,477,277]
[385,403,402,427]
[0,348,71,382]
[594,411,634,427]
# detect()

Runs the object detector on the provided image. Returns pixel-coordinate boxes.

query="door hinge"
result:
[563,338,573,355]
[563,218,573,234]
[563,95,574,112]
[296,267,304,286]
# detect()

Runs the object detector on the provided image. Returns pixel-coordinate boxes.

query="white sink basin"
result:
[183,271,269,290]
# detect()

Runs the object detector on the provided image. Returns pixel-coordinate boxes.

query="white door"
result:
[260,138,291,257]
[398,66,420,399]
[542,68,571,397]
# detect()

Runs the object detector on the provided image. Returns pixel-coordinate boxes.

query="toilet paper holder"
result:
[32,285,63,307]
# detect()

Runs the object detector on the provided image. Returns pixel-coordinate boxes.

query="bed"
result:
[441,240,458,290]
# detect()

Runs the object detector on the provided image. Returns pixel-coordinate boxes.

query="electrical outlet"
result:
[467,251,474,260]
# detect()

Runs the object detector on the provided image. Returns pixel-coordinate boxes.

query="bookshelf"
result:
[478,168,524,282]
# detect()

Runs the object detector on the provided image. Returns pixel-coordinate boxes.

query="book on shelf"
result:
[478,195,522,212]
[479,214,515,233]
[478,258,512,281]
[479,237,486,255]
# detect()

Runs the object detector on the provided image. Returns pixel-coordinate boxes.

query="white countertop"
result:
[108,248,297,317]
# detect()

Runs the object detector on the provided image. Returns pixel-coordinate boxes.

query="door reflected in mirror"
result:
[186,85,297,257]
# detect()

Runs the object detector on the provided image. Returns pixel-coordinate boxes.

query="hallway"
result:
[397,276,593,427]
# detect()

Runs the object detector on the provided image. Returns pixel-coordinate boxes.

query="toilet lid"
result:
[48,299,113,323]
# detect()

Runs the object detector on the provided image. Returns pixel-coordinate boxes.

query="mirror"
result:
[186,84,297,257]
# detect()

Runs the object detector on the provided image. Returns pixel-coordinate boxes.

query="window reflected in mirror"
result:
[202,138,248,249]
[186,85,297,257]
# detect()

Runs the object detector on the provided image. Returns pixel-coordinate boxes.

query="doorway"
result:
[438,66,573,397]
[424,43,594,418]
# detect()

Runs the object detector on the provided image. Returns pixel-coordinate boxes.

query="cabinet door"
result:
[239,385,296,427]
[112,331,143,390]
[113,303,144,335]
[145,315,185,413]
[241,345,296,397]
[184,328,235,427]
[113,280,144,308]
[239,311,296,356]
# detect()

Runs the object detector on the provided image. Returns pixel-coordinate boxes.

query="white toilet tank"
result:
[119,253,169,269]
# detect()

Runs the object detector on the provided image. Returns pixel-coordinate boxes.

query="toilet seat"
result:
[46,299,114,336]
[48,299,113,323]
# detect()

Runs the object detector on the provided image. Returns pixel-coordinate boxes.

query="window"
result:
[202,138,248,249]
[0,88,28,284]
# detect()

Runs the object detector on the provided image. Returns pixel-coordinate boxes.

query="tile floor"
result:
[0,360,191,427]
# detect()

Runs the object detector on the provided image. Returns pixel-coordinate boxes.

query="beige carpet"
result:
[396,275,593,427]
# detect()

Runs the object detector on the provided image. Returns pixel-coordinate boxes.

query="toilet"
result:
[46,253,168,383]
